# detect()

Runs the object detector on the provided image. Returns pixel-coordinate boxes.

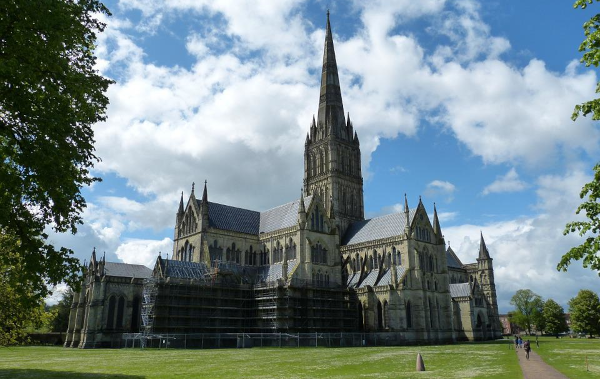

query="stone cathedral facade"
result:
[65,14,502,348]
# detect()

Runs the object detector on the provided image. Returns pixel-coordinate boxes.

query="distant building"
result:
[65,12,503,348]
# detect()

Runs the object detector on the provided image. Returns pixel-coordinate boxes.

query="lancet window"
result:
[311,243,327,264]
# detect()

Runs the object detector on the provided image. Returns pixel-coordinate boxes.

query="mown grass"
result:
[533,336,600,379]
[0,341,522,379]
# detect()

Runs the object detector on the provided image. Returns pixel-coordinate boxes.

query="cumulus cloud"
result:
[444,169,600,312]
[482,168,528,195]
[425,180,457,202]
[115,238,173,267]
[45,0,600,318]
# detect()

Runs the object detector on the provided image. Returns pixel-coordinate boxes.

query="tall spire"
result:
[317,11,345,138]
[479,232,491,259]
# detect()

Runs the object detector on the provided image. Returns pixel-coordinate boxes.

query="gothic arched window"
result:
[106,296,116,329]
[116,296,125,329]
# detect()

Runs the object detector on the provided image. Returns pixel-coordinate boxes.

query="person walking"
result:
[514,335,519,350]
[524,339,531,360]
[535,334,539,348]
[518,336,523,349]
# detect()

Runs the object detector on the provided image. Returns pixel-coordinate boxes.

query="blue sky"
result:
[47,0,600,311]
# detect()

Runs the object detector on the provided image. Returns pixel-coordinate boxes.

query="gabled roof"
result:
[342,209,417,245]
[446,246,464,269]
[195,196,313,236]
[449,282,471,298]
[198,200,260,235]
[103,262,152,279]
[259,196,312,234]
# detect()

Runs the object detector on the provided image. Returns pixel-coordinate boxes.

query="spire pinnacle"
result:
[317,10,345,138]
[404,193,409,213]
[178,191,184,214]
[202,180,208,204]
[479,231,490,259]
[299,188,306,214]
[433,202,442,238]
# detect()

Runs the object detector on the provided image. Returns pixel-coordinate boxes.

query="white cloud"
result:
[444,169,600,312]
[438,211,458,223]
[482,168,528,195]
[115,238,173,267]
[425,180,457,202]
[47,0,600,317]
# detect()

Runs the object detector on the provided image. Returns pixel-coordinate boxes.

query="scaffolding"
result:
[130,260,358,348]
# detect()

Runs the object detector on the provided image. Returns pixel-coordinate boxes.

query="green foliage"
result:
[0,0,112,304]
[560,163,600,274]
[509,289,544,335]
[573,0,600,120]
[0,254,51,345]
[568,289,600,337]
[542,299,569,336]
[47,289,73,333]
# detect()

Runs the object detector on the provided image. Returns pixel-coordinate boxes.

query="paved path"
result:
[515,346,570,379]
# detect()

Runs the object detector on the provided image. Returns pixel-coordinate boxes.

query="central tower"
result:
[304,12,364,238]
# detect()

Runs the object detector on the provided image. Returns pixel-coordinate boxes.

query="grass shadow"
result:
[0,369,145,379]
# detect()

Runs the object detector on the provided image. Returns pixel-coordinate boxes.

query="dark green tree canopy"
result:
[568,289,600,337]
[509,289,544,335]
[543,299,569,336]
[0,0,112,303]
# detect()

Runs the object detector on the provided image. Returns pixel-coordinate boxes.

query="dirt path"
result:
[516,347,570,379]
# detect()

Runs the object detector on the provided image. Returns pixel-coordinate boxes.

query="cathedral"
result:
[65,13,502,348]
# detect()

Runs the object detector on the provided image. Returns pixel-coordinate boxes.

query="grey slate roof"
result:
[348,266,407,288]
[359,269,380,287]
[449,283,471,298]
[257,259,298,283]
[163,260,210,279]
[446,247,464,269]
[197,197,312,236]
[202,201,261,235]
[378,266,406,287]
[104,262,152,278]
[346,272,360,287]
[342,209,417,245]
[260,197,312,234]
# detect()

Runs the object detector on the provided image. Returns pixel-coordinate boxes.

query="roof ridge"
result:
[199,200,260,214]
[261,195,312,214]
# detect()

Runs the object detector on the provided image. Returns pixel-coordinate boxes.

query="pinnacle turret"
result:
[479,232,491,260]
[178,191,184,214]
[433,203,442,237]
[202,180,208,204]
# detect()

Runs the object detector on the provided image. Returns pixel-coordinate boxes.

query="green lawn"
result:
[0,341,522,379]
[533,336,600,379]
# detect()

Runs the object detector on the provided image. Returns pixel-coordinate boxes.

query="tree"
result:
[561,1,600,274]
[509,289,544,335]
[0,0,112,309]
[48,289,74,333]
[543,299,569,337]
[568,289,600,337]
[0,246,52,345]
